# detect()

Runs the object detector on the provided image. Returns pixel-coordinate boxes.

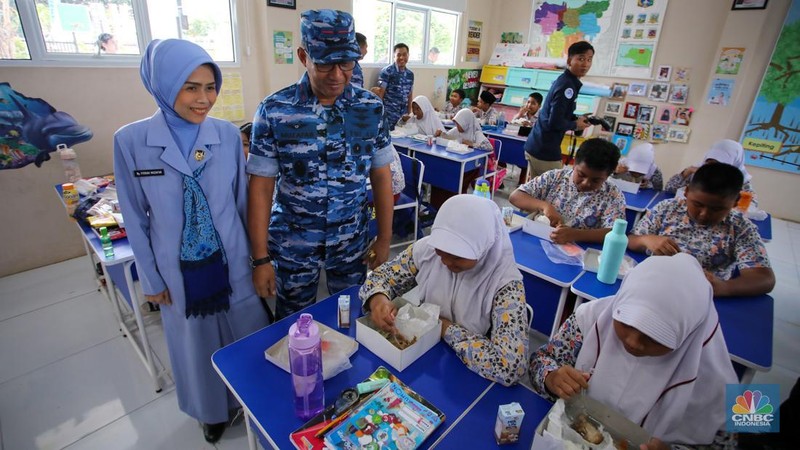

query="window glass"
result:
[353,0,391,65]
[394,7,424,63]
[33,0,139,55]
[352,0,459,67]
[146,0,234,61]
[427,9,456,65]
[0,0,31,59]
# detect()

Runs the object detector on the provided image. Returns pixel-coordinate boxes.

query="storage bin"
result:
[506,67,538,88]
[533,69,561,90]
[479,65,509,85]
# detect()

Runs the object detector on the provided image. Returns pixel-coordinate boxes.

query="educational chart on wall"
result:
[212,72,246,122]
[528,0,668,78]
[741,0,800,174]
[466,20,482,62]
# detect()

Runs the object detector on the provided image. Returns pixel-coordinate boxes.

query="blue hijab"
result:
[140,39,231,318]
[140,39,222,157]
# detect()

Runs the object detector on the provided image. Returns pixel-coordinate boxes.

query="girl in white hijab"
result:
[359,195,528,386]
[529,253,737,447]
[397,95,445,136]
[665,139,757,206]
[438,108,493,151]
[613,142,663,190]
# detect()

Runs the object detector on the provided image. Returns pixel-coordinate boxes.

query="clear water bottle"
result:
[58,144,82,183]
[288,313,324,420]
[99,226,115,259]
[496,113,506,130]
[597,219,628,284]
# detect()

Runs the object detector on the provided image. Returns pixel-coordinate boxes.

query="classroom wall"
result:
[0,0,797,276]
[492,0,799,221]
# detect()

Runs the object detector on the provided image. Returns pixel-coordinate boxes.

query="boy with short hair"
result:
[443,88,466,116]
[509,138,626,244]
[524,41,594,178]
[373,43,414,130]
[629,163,774,297]
[472,90,502,125]
[513,92,543,126]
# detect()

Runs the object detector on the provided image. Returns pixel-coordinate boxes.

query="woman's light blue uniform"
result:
[114,39,268,424]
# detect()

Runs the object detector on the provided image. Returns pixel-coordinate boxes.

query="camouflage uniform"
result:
[247,10,394,318]
[351,61,364,88]
[378,63,414,130]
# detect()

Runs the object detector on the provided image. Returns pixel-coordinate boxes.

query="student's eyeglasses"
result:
[313,60,356,73]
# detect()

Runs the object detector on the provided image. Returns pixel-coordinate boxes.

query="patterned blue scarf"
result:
[180,165,231,318]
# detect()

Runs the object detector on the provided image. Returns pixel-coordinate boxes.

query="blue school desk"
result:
[508,230,583,337]
[623,188,659,232]
[482,127,528,168]
[212,286,504,450]
[432,382,552,449]
[569,271,773,384]
[392,138,490,194]
[54,184,164,392]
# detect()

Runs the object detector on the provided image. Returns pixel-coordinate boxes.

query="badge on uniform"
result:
[194,149,205,161]
[565,88,574,99]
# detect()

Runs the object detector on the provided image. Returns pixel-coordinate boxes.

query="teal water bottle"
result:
[597,219,628,284]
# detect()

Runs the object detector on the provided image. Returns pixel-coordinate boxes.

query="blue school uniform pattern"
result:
[633,198,770,280]
[517,167,626,228]
[351,61,364,88]
[665,173,758,208]
[247,73,393,317]
[378,63,414,130]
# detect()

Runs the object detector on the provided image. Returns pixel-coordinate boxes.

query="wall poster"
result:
[466,20,482,62]
[528,0,668,78]
[741,0,800,174]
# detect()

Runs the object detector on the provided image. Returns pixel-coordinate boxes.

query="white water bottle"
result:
[58,144,82,183]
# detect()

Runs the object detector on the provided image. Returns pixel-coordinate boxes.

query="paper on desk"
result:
[607,177,639,194]
[445,140,470,154]
[522,217,554,241]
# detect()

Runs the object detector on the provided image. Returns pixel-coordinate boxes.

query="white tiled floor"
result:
[1,173,797,449]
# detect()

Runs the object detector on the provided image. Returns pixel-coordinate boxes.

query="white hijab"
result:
[700,139,752,182]
[412,195,522,336]
[449,108,490,147]
[624,143,657,179]
[410,95,445,136]
[574,254,736,445]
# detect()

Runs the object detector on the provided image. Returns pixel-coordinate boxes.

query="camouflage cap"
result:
[300,9,361,64]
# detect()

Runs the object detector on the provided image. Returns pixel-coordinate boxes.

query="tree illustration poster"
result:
[741,0,800,174]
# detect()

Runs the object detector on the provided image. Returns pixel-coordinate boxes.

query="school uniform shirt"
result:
[474,105,502,125]
[665,174,759,208]
[247,72,393,268]
[378,63,414,130]
[612,166,664,190]
[114,112,268,424]
[351,60,364,88]
[633,198,771,280]
[524,69,581,161]
[443,101,464,115]
[517,167,626,229]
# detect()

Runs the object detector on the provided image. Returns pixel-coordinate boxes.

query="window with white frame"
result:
[352,0,459,66]
[1,0,235,64]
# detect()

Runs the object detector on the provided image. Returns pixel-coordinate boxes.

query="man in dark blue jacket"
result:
[524,41,593,179]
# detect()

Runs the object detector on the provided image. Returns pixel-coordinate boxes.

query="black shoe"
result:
[202,422,226,443]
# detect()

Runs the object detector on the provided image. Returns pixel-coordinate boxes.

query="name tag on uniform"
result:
[134,169,165,177]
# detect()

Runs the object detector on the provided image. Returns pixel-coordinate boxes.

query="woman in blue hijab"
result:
[114,39,270,443]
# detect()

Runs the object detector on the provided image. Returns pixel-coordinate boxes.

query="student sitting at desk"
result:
[512,92,542,127]
[396,95,445,136]
[630,163,775,297]
[471,90,502,125]
[441,88,466,117]
[359,195,529,386]
[529,254,737,449]
[612,142,663,190]
[665,139,758,207]
[509,138,625,244]
[435,109,493,150]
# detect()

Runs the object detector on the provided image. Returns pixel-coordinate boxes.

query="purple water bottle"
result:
[288,313,324,420]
